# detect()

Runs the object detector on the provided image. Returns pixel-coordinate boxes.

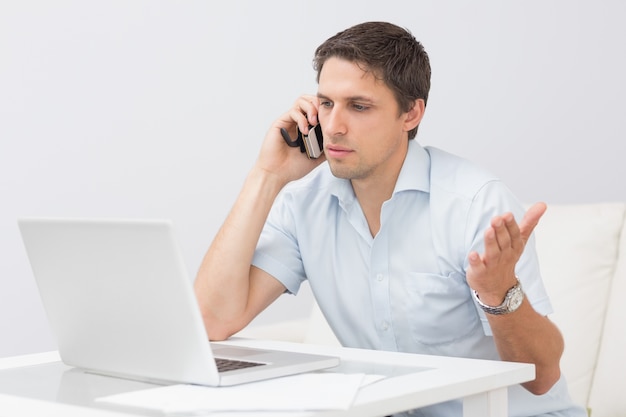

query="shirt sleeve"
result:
[251,190,307,295]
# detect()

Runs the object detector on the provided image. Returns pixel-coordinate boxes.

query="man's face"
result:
[317,57,411,183]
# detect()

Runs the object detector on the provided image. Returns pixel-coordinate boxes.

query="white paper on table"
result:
[96,372,369,413]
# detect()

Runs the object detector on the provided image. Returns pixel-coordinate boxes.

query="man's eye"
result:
[353,104,368,111]
[320,100,332,108]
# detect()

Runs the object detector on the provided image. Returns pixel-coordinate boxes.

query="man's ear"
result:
[403,99,426,132]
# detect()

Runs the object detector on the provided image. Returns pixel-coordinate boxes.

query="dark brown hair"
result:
[313,22,431,139]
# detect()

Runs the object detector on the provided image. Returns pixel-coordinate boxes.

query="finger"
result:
[467,251,489,280]
[491,215,512,251]
[287,107,311,134]
[294,96,320,129]
[519,202,547,243]
[482,225,502,265]
[501,212,522,251]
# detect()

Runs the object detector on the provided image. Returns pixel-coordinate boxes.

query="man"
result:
[194,21,585,416]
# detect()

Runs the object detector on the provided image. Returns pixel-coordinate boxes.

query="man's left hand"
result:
[466,202,547,305]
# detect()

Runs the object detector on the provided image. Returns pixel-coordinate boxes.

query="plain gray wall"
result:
[2,0,625,358]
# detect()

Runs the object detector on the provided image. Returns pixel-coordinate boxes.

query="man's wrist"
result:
[248,165,290,194]
[471,278,524,315]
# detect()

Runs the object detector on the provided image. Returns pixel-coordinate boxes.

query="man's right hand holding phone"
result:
[255,95,326,188]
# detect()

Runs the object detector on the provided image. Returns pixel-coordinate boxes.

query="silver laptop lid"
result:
[18,218,221,386]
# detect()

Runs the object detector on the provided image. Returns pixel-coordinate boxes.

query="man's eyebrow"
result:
[317,93,375,103]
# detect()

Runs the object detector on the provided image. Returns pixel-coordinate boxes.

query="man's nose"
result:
[323,108,347,138]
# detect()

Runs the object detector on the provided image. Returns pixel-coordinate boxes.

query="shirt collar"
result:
[329,140,431,207]
[394,140,431,194]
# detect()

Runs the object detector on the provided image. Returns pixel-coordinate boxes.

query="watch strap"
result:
[471,278,524,315]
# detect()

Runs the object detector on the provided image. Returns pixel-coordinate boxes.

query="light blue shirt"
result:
[253,141,586,417]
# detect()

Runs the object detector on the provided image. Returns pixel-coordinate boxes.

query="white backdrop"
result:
[1,0,625,358]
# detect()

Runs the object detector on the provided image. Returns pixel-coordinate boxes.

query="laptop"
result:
[17,218,339,386]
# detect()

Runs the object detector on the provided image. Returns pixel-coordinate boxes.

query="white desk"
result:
[0,339,534,417]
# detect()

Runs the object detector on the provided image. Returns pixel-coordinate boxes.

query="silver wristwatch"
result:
[472,278,524,315]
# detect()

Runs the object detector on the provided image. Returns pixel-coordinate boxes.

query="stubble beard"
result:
[327,159,371,181]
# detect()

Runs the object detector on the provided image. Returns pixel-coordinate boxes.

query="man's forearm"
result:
[194,166,287,338]
[488,300,564,395]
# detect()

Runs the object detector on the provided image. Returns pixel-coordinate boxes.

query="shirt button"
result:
[381,321,389,331]
[376,273,384,282]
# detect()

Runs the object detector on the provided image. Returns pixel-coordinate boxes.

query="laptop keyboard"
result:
[215,357,264,372]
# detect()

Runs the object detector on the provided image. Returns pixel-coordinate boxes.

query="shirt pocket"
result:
[404,272,480,346]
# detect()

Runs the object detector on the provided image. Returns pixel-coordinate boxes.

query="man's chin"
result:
[328,163,363,181]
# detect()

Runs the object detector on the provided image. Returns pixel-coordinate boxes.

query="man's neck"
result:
[351,152,407,237]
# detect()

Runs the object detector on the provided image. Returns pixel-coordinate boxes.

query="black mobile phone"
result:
[300,124,323,159]
[280,124,324,159]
